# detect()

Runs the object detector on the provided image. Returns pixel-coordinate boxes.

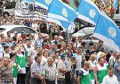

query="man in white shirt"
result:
[0,44,3,59]
[109,51,117,67]
[75,48,83,77]
[96,47,105,62]
[3,46,10,58]
[103,67,119,84]
[73,36,82,49]
[57,54,67,84]
[34,33,44,48]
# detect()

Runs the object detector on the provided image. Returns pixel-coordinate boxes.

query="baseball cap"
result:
[55,49,60,52]
[59,36,63,40]
[14,31,17,34]
[60,54,66,58]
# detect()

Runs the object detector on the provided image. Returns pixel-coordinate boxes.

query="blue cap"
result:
[1,42,6,46]
[111,50,116,53]
[37,45,42,48]
[54,40,58,44]
[60,54,66,58]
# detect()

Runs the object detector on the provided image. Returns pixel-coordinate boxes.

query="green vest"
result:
[25,51,29,58]
[97,64,108,83]
[80,68,91,84]
[90,70,94,80]
[89,60,96,80]
[13,65,18,78]
[16,54,27,68]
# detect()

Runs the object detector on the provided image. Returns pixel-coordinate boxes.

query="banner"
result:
[14,10,46,20]
[14,1,46,20]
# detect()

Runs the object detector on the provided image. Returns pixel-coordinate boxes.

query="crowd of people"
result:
[0,0,120,84]
[92,0,119,18]
[0,30,120,84]
[62,0,120,18]
[0,14,66,37]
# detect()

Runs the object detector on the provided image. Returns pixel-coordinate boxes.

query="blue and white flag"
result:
[47,17,74,31]
[77,0,101,25]
[113,0,118,10]
[35,0,52,9]
[93,11,120,52]
[48,0,77,25]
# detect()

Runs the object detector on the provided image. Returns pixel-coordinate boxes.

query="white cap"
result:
[14,31,17,34]
[59,36,63,40]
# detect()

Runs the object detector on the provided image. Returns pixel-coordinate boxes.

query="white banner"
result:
[14,1,47,20]
[14,10,47,20]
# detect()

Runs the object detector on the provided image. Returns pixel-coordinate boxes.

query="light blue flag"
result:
[35,0,75,30]
[47,17,74,31]
[77,0,101,25]
[114,0,118,10]
[48,0,77,24]
[93,11,120,52]
[35,0,52,9]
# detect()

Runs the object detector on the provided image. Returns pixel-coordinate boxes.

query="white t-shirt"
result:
[41,56,47,66]
[54,57,60,65]
[57,59,66,78]
[96,51,102,61]
[31,23,39,31]
[0,45,4,58]
[88,60,96,68]
[103,75,119,84]
[29,48,38,63]
[73,42,81,48]
[4,52,10,58]
[75,54,82,70]
[109,56,116,63]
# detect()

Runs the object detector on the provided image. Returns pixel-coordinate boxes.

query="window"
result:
[0,28,5,33]
[9,27,35,34]
[83,34,98,40]
[115,21,120,26]
[5,2,16,9]
[21,27,35,34]
[29,28,36,33]
[10,27,22,33]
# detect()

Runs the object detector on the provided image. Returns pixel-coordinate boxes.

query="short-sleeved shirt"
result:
[102,75,119,84]
[73,42,81,48]
[109,56,116,66]
[34,39,43,47]
[3,52,10,59]
[0,64,13,80]
[114,62,120,81]
[75,54,82,70]
[41,56,47,66]
[65,57,71,71]
[44,63,58,81]
[57,59,66,78]
[29,48,38,63]
[31,61,43,78]
[49,49,56,55]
